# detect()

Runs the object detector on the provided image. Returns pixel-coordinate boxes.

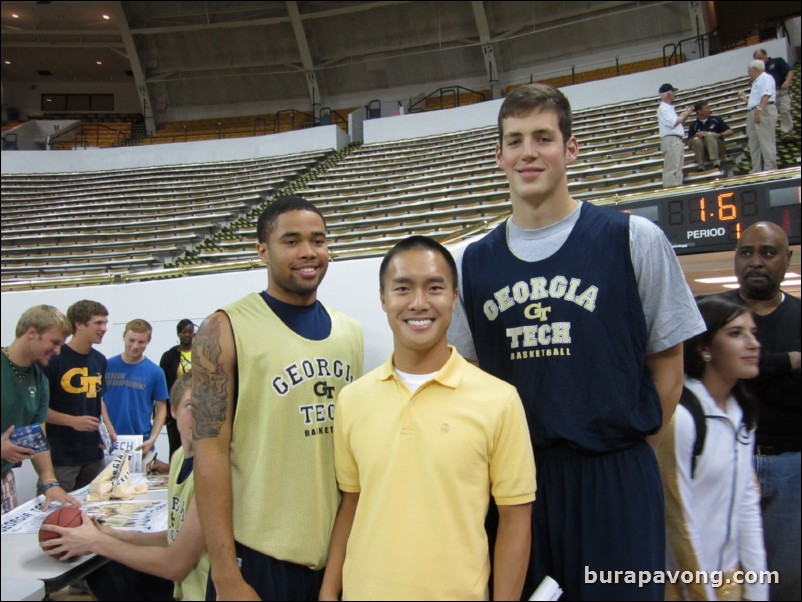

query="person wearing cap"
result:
[657,83,693,187]
[739,60,778,173]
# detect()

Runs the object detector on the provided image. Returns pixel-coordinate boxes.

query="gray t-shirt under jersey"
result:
[448,201,704,360]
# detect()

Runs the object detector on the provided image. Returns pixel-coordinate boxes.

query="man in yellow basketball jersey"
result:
[193,195,364,600]
[320,236,535,601]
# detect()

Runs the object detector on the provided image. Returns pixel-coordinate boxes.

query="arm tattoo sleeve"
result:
[192,315,230,440]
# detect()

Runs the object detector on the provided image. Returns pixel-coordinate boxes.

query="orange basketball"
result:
[38,507,83,558]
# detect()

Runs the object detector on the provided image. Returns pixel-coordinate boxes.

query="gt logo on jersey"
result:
[61,368,102,398]
[524,303,552,322]
[314,381,336,399]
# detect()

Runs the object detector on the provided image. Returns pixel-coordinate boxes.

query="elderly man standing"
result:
[754,48,795,143]
[657,83,693,188]
[740,60,778,173]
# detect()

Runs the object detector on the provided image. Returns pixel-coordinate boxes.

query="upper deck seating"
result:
[1,151,331,283]
[3,68,799,289]
[200,73,779,267]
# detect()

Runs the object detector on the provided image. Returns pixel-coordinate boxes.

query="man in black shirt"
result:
[687,101,734,170]
[722,221,800,601]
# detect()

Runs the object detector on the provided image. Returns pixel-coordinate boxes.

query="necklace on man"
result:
[743,291,784,316]
[2,347,32,384]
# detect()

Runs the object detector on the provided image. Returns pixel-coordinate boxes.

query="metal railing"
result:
[252,117,268,136]
[407,86,485,114]
[274,109,317,132]
[663,32,711,67]
[49,122,131,150]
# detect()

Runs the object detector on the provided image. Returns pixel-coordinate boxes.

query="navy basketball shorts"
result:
[206,541,323,601]
[524,440,665,601]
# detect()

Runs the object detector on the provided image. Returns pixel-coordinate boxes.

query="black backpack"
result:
[678,386,707,479]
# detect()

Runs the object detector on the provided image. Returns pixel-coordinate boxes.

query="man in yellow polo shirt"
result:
[320,235,536,601]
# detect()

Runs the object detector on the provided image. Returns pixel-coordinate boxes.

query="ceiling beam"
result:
[285,1,314,69]
[0,28,123,37]
[300,1,412,21]
[144,33,477,84]
[126,1,414,36]
[129,16,286,36]
[0,40,125,49]
[286,1,319,113]
[471,1,501,99]
[493,1,640,42]
[147,60,305,81]
[110,2,155,134]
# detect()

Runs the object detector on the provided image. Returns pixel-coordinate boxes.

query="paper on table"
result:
[109,435,144,473]
[529,575,563,601]
[3,499,168,535]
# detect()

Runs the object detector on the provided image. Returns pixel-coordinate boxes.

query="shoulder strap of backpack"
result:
[678,386,707,479]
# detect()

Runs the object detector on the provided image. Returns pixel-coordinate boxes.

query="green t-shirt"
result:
[1,358,49,476]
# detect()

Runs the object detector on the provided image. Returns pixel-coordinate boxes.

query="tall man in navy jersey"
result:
[448,84,704,600]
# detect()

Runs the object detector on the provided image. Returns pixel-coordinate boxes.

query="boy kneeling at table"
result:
[41,374,208,601]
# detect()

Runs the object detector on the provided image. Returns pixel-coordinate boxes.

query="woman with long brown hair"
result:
[658,296,768,601]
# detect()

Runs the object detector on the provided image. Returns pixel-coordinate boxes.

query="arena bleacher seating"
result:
[1,152,330,282]
[136,109,353,146]
[199,73,795,264]
[1,68,799,290]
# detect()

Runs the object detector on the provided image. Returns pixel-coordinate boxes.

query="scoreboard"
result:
[614,173,800,255]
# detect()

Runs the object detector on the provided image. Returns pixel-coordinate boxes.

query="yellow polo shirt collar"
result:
[376,345,464,390]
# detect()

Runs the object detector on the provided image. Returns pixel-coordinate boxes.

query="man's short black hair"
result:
[256,195,326,243]
[176,319,195,334]
[379,235,458,291]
